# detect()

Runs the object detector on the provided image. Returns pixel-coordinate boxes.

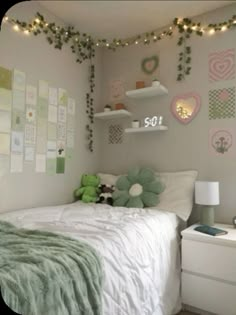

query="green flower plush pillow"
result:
[112,167,165,208]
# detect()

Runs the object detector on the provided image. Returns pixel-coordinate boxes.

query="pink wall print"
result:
[209,128,236,157]
[209,48,235,82]
[110,79,125,102]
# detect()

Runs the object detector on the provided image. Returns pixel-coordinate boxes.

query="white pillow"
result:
[97,173,119,186]
[97,170,198,221]
[154,170,198,221]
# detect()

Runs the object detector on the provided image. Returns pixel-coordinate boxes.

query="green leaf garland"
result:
[3,12,236,149]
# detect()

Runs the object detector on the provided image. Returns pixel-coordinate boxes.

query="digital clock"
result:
[144,116,163,127]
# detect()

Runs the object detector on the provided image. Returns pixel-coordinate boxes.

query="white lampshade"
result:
[195,181,220,205]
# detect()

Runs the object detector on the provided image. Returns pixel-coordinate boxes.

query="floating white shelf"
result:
[125,126,168,133]
[126,85,168,99]
[94,109,131,120]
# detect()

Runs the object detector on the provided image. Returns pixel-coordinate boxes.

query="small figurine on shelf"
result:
[152,78,160,87]
[104,104,112,112]
[115,103,125,110]
[136,81,145,89]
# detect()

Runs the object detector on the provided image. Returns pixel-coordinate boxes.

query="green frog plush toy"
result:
[74,174,100,203]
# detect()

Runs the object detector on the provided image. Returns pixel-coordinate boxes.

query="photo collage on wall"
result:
[208,48,236,157]
[0,66,76,176]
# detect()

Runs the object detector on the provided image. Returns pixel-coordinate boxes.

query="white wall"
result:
[1,2,235,224]
[98,3,236,224]
[0,1,102,211]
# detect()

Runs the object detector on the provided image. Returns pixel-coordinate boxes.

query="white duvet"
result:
[0,202,182,315]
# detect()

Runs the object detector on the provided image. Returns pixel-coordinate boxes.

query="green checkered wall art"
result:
[209,87,235,120]
[108,124,123,144]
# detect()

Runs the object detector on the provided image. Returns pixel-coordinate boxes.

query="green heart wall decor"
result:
[141,55,159,75]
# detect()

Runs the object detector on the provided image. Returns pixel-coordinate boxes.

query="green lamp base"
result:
[200,206,214,226]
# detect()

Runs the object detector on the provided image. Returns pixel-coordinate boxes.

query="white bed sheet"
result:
[0,201,182,315]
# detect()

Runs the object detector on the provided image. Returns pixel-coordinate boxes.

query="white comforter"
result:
[0,202,181,315]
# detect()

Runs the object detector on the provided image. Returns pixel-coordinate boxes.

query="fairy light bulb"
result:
[13,24,19,31]
[116,42,120,45]
[3,16,8,22]
[125,42,129,46]
[96,43,99,46]
[169,26,172,30]
[177,18,182,25]
[153,35,157,40]
[24,29,29,35]
[106,43,109,47]
[233,20,236,24]
[201,28,205,33]
[45,23,48,27]
[221,25,227,31]
[183,25,188,30]
[35,18,40,24]
[191,25,197,31]
[135,40,139,44]
[209,28,215,35]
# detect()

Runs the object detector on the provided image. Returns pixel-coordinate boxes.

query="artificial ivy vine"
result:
[86,64,95,152]
[174,16,236,80]
[3,11,236,150]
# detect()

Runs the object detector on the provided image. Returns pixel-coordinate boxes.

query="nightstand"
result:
[181,223,236,315]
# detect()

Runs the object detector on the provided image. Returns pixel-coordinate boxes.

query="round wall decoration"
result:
[141,55,159,75]
[112,167,165,208]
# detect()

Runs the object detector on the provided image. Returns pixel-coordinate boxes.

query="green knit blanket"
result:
[0,220,104,315]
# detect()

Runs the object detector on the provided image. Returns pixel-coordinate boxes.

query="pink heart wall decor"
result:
[171,92,201,124]
[209,49,235,82]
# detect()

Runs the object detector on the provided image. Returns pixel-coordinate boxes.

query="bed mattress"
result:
[0,202,182,315]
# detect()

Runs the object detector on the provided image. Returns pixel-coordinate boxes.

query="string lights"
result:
[3,12,235,50]
[2,11,235,150]
[2,11,236,82]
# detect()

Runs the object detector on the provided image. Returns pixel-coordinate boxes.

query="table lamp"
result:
[195,181,220,226]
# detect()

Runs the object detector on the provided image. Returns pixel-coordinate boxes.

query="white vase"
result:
[132,120,140,128]
[152,81,160,87]
[104,107,111,112]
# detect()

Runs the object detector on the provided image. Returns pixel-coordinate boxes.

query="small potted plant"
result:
[104,104,112,112]
[152,78,160,87]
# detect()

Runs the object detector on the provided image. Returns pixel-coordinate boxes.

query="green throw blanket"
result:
[0,220,104,315]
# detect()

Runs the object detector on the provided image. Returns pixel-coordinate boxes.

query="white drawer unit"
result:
[181,223,236,315]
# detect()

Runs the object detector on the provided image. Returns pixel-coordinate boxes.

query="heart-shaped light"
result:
[171,92,201,124]
[141,55,159,75]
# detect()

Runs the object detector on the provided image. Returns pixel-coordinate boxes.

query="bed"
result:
[0,201,182,315]
[0,170,197,315]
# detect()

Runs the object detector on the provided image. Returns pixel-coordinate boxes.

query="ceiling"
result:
[37,1,234,39]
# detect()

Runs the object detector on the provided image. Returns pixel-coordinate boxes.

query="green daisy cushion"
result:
[113,167,165,208]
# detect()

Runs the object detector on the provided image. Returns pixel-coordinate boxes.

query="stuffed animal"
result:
[96,184,115,206]
[74,174,100,203]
